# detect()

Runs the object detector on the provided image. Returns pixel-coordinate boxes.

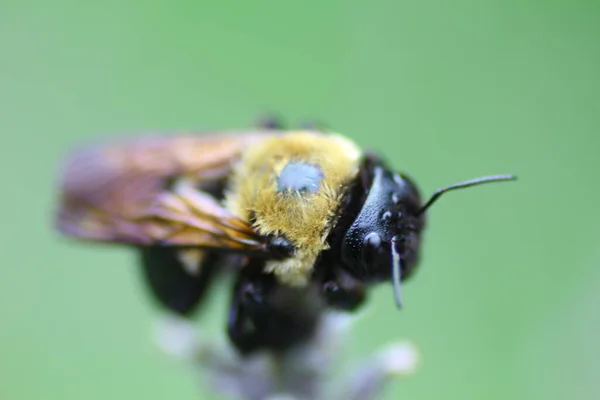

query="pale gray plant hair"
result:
[153,312,419,400]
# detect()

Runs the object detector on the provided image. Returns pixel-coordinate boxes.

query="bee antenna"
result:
[390,236,403,310]
[417,174,517,216]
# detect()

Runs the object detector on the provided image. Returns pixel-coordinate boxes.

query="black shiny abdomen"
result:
[140,247,223,315]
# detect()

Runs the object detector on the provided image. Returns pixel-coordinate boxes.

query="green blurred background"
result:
[1,0,599,399]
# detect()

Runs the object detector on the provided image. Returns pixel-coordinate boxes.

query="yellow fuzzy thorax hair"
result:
[225,131,362,286]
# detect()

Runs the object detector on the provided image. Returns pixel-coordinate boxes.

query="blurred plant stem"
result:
[154,313,419,400]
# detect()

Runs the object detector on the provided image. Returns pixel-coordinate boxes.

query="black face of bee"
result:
[320,154,515,311]
[315,154,425,310]
[340,158,425,283]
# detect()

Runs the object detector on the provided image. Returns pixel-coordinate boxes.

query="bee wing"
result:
[56,131,275,253]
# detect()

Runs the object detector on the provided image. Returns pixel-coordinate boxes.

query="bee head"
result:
[340,160,424,309]
[338,156,516,310]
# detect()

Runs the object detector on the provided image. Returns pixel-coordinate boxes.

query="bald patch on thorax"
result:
[277,162,324,194]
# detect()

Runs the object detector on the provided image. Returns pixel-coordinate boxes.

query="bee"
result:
[55,118,516,354]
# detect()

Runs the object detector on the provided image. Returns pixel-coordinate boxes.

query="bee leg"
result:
[256,113,286,130]
[321,269,367,311]
[227,260,320,355]
[139,247,223,316]
[227,263,275,354]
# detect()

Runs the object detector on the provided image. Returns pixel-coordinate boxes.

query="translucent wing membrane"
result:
[55,131,275,253]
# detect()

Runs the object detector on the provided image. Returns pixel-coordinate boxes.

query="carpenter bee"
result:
[55,118,516,354]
